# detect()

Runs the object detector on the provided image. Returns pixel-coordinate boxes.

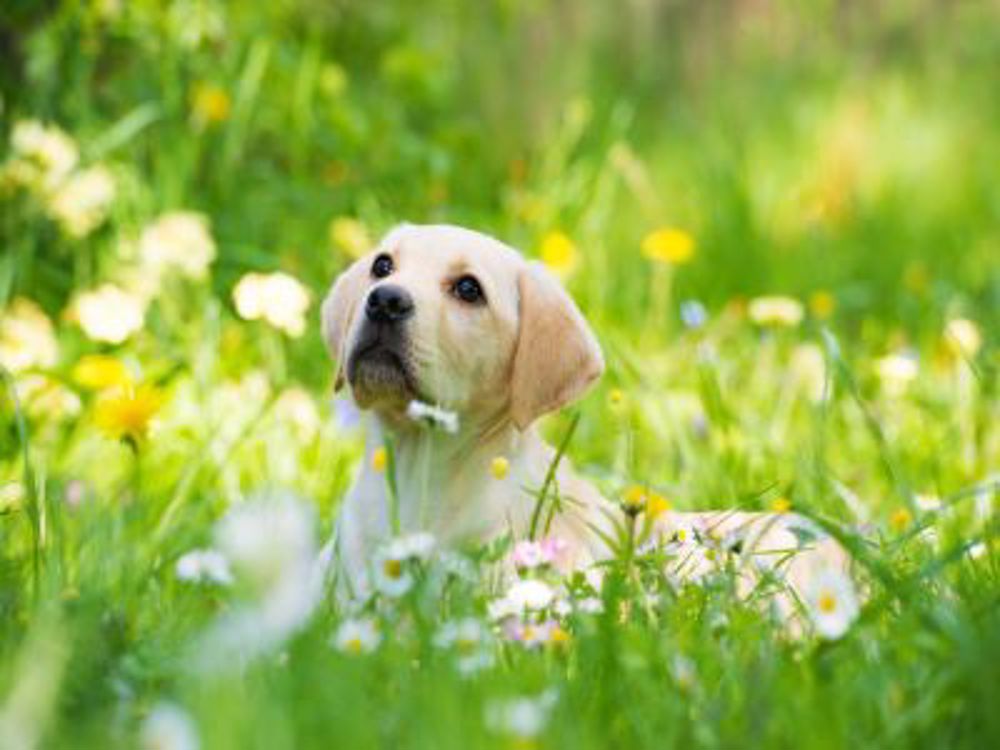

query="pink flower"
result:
[511,541,547,570]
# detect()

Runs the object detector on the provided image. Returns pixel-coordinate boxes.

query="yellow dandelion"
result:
[889,508,912,533]
[548,625,571,646]
[647,492,671,520]
[94,384,164,444]
[622,485,648,516]
[190,82,231,124]
[809,290,836,320]
[539,231,579,277]
[372,446,388,473]
[771,497,792,514]
[72,354,131,390]
[607,388,625,410]
[641,227,695,265]
[490,456,510,480]
[329,217,372,259]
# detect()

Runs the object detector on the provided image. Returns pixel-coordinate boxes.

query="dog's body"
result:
[323,224,849,600]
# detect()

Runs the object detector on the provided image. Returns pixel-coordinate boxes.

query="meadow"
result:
[1,2,998,748]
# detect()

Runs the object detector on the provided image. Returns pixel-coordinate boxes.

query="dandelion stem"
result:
[528,412,580,540]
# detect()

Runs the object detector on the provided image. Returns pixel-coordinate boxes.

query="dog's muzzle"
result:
[346,285,418,404]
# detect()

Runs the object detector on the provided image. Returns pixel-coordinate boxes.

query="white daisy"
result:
[333,618,381,655]
[805,567,861,640]
[140,702,199,750]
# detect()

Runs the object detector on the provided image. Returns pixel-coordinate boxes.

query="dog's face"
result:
[322,224,603,430]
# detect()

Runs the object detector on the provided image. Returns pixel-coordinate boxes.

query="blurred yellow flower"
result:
[95,384,164,444]
[490,456,510,480]
[191,82,231,124]
[771,497,792,514]
[548,625,571,646]
[329,217,372,259]
[607,388,625,410]
[232,271,311,337]
[72,355,131,390]
[71,284,146,344]
[647,492,671,520]
[809,290,836,320]
[889,508,912,533]
[47,165,116,238]
[372,446,388,473]
[622,485,648,515]
[748,296,804,327]
[943,318,981,359]
[539,231,578,277]
[641,227,695,265]
[0,298,58,373]
[139,211,217,281]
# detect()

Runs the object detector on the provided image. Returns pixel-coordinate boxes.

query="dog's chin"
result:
[347,346,418,409]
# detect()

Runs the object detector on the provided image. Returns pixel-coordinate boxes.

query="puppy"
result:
[322,224,851,606]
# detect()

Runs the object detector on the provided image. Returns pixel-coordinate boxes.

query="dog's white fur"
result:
[323,224,849,602]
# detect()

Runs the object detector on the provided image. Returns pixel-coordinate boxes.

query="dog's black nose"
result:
[365,284,414,324]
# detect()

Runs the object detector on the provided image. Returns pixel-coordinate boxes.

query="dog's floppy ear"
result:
[509,261,604,430]
[321,257,370,390]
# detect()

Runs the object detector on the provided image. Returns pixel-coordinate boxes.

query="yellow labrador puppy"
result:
[322,223,850,604]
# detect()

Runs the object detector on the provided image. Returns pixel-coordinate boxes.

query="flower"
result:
[94,384,165,444]
[190,82,231,124]
[771,497,792,513]
[805,568,860,640]
[876,352,918,394]
[680,299,708,328]
[6,120,78,190]
[175,549,233,585]
[622,485,649,516]
[434,618,494,674]
[496,579,554,616]
[672,654,698,691]
[943,318,981,359]
[71,284,146,344]
[71,354,131,390]
[140,702,199,750]
[139,211,217,281]
[0,298,58,373]
[385,532,436,562]
[274,388,321,438]
[333,618,381,655]
[16,374,82,420]
[329,217,372,258]
[371,446,388,472]
[641,227,695,264]
[539,231,578,277]
[809,290,837,319]
[889,508,912,533]
[748,296,804,327]
[511,541,548,570]
[790,343,828,403]
[490,456,509,480]
[647,492,671,520]
[232,271,311,337]
[607,388,625,410]
[485,690,558,741]
[46,165,115,237]
[406,400,459,433]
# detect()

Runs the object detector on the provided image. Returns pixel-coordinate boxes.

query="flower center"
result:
[383,558,403,579]
[818,591,838,613]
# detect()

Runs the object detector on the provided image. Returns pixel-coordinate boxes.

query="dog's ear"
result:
[510,262,604,430]
[321,257,370,390]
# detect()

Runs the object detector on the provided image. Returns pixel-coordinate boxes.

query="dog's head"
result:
[321,224,603,430]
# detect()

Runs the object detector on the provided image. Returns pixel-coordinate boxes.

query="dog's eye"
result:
[371,254,394,279]
[452,275,485,305]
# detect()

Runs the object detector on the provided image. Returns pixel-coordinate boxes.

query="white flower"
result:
[748,296,804,327]
[511,540,548,570]
[46,165,115,238]
[140,702,199,750]
[576,596,604,614]
[875,352,918,394]
[139,211,217,281]
[0,298,58,373]
[672,654,698,691]
[333,618,381,654]
[944,318,981,358]
[500,579,554,614]
[386,531,436,562]
[7,120,78,190]
[485,690,558,740]
[72,284,146,344]
[805,567,860,640]
[274,388,321,438]
[406,400,459,433]
[790,343,829,403]
[232,271,311,337]
[175,549,233,585]
[373,549,414,598]
[434,618,494,674]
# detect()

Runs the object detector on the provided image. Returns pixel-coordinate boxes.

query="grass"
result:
[0,2,998,748]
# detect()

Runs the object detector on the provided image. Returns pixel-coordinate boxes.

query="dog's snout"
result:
[365,284,414,324]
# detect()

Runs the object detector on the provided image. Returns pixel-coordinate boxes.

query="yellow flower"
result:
[94,384,164,444]
[889,508,912,533]
[943,318,981,359]
[329,217,372,259]
[548,625,571,646]
[190,82,231,124]
[539,231,578,277]
[607,388,625,410]
[647,492,671,520]
[771,497,792,514]
[490,456,510,480]
[809,290,836,320]
[641,227,695,265]
[748,296,804,327]
[372,446,388,473]
[72,355,131,390]
[622,485,648,515]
